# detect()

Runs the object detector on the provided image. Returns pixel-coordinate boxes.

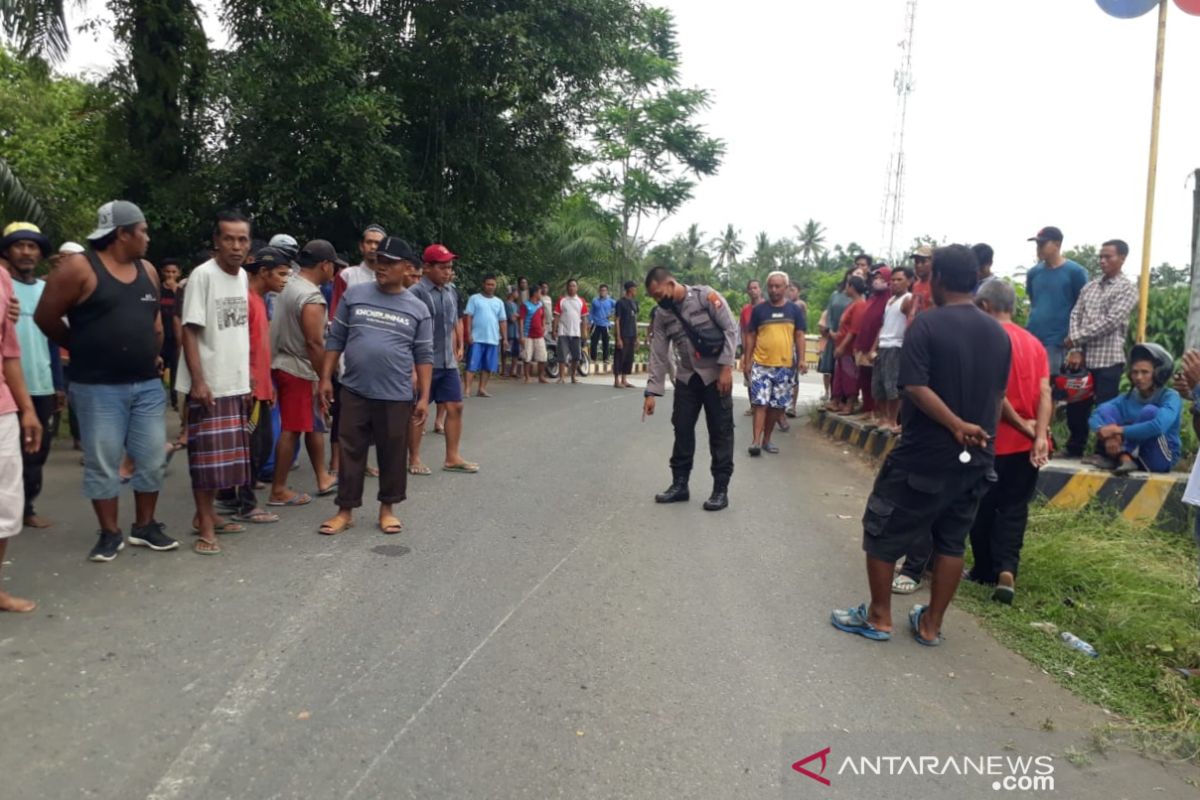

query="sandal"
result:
[193,538,222,555]
[830,603,891,641]
[909,604,943,646]
[366,466,380,478]
[442,462,479,474]
[316,481,339,497]
[318,517,354,536]
[409,464,433,476]
[379,515,403,535]
[267,492,312,507]
[892,574,921,594]
[192,520,246,535]
[233,509,279,524]
[763,442,779,454]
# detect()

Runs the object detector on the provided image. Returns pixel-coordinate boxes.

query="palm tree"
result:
[794,218,827,267]
[682,223,707,271]
[751,231,775,274]
[711,224,744,286]
[0,0,72,62]
[0,157,49,230]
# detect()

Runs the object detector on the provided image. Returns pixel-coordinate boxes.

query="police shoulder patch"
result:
[706,291,723,309]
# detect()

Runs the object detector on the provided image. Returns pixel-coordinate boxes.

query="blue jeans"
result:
[1096,403,1173,473]
[1044,343,1065,376]
[70,379,167,499]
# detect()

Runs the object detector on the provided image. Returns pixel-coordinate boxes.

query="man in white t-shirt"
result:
[327,225,385,477]
[869,266,913,434]
[177,211,253,555]
[554,278,589,384]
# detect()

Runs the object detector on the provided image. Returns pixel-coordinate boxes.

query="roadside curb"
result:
[810,410,1190,531]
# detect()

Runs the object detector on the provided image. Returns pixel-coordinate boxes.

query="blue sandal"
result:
[831,603,891,641]
[909,604,943,646]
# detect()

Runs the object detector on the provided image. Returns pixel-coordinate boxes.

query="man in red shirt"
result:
[216,246,291,523]
[908,245,934,318]
[966,280,1051,604]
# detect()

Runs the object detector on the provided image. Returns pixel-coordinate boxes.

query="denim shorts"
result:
[70,379,167,499]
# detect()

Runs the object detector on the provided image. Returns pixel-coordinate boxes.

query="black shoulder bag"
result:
[667,301,727,359]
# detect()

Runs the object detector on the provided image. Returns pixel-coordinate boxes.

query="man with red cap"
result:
[408,244,478,473]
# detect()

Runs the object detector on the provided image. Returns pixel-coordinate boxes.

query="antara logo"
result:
[792,747,832,786]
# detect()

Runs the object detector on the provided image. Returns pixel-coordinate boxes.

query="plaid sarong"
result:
[187,395,251,490]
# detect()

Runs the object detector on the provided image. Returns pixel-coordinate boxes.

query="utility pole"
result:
[879,0,917,264]
[1187,168,1200,351]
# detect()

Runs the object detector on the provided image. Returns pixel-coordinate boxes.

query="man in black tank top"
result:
[35,201,179,562]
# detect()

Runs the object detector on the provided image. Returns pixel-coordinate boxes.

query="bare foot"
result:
[538,378,550,384]
[0,590,36,613]
[477,390,492,398]
[23,515,52,529]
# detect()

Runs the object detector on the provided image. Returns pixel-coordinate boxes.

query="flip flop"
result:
[267,492,312,507]
[193,538,221,555]
[316,482,339,497]
[763,442,779,454]
[409,464,433,476]
[192,520,246,535]
[233,509,280,524]
[909,604,943,646]
[442,462,479,474]
[379,516,403,535]
[366,466,380,478]
[319,517,354,536]
[991,584,1015,605]
[830,603,891,641]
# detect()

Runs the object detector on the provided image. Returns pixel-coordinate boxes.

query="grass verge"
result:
[956,502,1200,762]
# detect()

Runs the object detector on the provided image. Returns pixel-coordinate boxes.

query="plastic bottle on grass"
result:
[1060,632,1098,658]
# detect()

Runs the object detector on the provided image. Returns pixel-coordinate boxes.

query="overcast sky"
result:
[62,0,1200,276]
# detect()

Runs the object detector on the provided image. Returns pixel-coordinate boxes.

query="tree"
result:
[711,223,743,286]
[0,47,121,239]
[794,218,827,266]
[586,6,724,269]
[0,0,71,62]
[1063,244,1100,279]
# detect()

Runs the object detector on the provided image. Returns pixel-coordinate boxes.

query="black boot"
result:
[655,479,690,504]
[703,484,729,511]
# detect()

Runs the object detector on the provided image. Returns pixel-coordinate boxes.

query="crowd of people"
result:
[1,207,1198,645]
[0,202,647,613]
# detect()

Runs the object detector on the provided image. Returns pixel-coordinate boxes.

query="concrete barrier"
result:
[811,409,1191,531]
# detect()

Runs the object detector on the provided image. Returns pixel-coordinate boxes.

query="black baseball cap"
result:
[296,239,338,267]
[245,246,290,272]
[1028,226,1063,243]
[375,236,421,265]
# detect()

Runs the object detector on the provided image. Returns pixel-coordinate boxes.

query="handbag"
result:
[667,305,726,359]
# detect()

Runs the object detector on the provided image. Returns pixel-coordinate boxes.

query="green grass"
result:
[957,503,1200,760]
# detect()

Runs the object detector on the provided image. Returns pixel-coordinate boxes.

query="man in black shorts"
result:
[613,281,639,388]
[830,244,1010,646]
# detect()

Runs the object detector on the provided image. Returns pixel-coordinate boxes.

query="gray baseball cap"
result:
[86,200,146,242]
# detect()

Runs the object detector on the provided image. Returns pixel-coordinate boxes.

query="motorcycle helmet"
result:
[1053,368,1094,404]
[1129,342,1175,387]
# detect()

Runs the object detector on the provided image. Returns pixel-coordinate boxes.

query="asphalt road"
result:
[1,374,1197,799]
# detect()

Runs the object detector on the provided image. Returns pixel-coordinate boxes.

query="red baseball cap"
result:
[423,243,457,263]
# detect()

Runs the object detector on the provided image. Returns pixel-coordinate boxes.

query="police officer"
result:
[641,266,738,511]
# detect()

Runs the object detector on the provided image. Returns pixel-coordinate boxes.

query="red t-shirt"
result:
[740,303,754,334]
[910,279,933,318]
[994,321,1049,456]
[247,290,273,402]
[835,298,866,349]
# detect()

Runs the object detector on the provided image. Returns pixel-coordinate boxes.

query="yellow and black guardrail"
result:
[812,410,1190,531]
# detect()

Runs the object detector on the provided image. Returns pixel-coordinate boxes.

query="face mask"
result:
[657,295,676,311]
